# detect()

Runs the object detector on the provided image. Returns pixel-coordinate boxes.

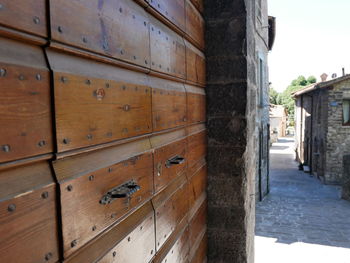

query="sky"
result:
[268,0,350,92]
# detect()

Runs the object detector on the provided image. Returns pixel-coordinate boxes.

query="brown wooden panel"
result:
[189,200,207,248]
[187,130,207,174]
[186,85,206,124]
[188,165,207,211]
[65,202,155,263]
[151,77,187,131]
[0,38,53,163]
[0,0,47,37]
[150,16,186,79]
[97,211,155,263]
[190,232,207,263]
[189,0,203,13]
[50,0,150,67]
[147,0,186,31]
[185,40,206,85]
[159,226,189,263]
[0,162,59,263]
[46,50,152,153]
[185,0,205,50]
[154,178,189,251]
[59,151,154,257]
[153,137,187,193]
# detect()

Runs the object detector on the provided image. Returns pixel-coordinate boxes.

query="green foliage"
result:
[270,75,318,126]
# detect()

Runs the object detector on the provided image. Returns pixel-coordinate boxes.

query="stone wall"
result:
[326,80,350,184]
[205,0,269,262]
[342,154,350,200]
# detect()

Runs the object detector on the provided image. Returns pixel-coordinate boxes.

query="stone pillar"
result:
[342,155,350,200]
[205,0,258,262]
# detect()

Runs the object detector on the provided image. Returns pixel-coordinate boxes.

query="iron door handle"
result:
[165,156,185,168]
[100,180,141,205]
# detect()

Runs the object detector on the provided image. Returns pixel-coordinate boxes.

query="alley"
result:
[255,137,350,263]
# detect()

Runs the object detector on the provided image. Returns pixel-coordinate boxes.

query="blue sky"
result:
[268,0,350,91]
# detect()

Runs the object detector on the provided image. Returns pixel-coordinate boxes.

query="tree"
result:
[269,87,279,105]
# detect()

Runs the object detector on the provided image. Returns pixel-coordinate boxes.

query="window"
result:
[259,58,264,107]
[343,100,350,125]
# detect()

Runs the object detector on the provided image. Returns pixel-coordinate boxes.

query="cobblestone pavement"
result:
[255,137,350,263]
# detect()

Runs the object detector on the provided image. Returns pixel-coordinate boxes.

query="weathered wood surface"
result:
[0,38,52,163]
[65,201,155,263]
[150,16,186,79]
[50,0,151,68]
[187,128,207,175]
[188,164,207,214]
[186,85,206,124]
[47,50,152,153]
[0,0,47,37]
[185,0,204,50]
[189,0,203,13]
[59,152,154,256]
[0,161,59,263]
[153,175,189,251]
[151,77,187,132]
[185,40,206,86]
[189,199,207,249]
[147,0,186,31]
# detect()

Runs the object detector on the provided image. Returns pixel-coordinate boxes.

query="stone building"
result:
[206,0,275,261]
[294,74,350,185]
[270,104,288,143]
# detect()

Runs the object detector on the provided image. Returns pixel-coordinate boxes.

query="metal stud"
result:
[38,140,46,147]
[113,251,117,257]
[106,132,112,137]
[85,79,91,85]
[67,185,73,192]
[144,21,147,26]
[60,76,67,83]
[33,16,40,24]
[8,204,16,212]
[89,175,94,181]
[92,226,97,231]
[2,144,10,152]
[58,26,63,33]
[41,192,49,199]
[145,60,148,65]
[132,15,135,19]
[120,50,124,55]
[133,55,137,60]
[18,75,25,80]
[105,83,110,88]
[86,134,93,140]
[36,74,42,80]
[0,68,6,77]
[45,252,53,261]
[71,240,77,248]
[119,7,123,13]
[127,237,131,242]
[108,167,113,173]
[63,138,70,144]
[151,250,153,255]
[82,36,88,43]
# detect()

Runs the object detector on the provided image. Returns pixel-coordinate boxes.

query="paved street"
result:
[255,137,350,263]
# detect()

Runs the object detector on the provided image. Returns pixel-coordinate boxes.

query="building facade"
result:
[294,75,350,185]
[270,104,288,143]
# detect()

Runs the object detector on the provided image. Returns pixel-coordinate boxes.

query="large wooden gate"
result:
[0,0,207,262]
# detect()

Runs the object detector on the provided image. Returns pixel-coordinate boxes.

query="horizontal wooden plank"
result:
[60,152,154,257]
[151,77,187,132]
[187,130,207,174]
[189,199,207,249]
[0,38,53,163]
[50,0,150,68]
[0,0,47,37]
[188,165,207,216]
[150,16,186,79]
[189,0,203,13]
[185,40,206,86]
[190,230,207,263]
[185,0,204,50]
[186,85,206,124]
[64,201,154,263]
[147,0,186,31]
[0,182,59,263]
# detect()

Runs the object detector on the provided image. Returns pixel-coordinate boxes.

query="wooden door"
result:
[0,0,207,262]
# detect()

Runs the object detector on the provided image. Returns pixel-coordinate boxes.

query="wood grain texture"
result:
[50,0,150,68]
[189,199,207,249]
[0,0,47,37]
[53,72,152,152]
[190,230,207,263]
[186,85,206,124]
[154,179,189,251]
[151,77,187,132]
[153,138,187,193]
[188,164,207,213]
[187,130,207,174]
[0,182,59,263]
[150,16,186,79]
[189,0,203,13]
[147,0,186,31]
[185,0,205,50]
[60,152,154,257]
[65,202,154,263]
[97,212,155,263]
[185,40,206,86]
[0,39,53,163]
